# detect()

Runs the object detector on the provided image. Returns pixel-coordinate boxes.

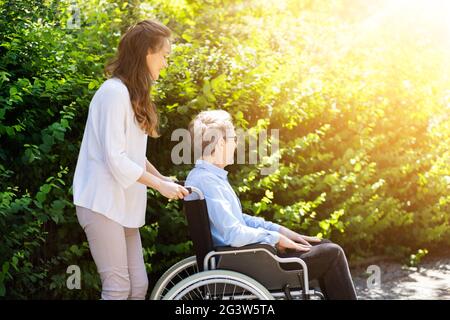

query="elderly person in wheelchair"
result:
[152,110,357,300]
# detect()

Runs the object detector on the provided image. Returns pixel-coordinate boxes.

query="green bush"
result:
[1,0,448,299]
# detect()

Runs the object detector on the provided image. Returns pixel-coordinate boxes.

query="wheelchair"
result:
[150,183,325,300]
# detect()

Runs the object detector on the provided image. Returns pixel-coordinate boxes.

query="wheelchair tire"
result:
[163,270,274,300]
[150,255,198,300]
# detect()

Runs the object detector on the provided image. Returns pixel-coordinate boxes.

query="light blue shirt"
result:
[185,159,281,248]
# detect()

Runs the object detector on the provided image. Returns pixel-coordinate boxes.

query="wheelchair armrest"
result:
[208,243,311,292]
[214,243,277,255]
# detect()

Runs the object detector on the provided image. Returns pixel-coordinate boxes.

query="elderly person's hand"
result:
[275,234,311,253]
[279,226,321,247]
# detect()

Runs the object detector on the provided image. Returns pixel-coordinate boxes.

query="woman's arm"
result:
[146,158,175,182]
[137,170,188,199]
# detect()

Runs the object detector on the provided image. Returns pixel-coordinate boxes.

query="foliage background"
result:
[0,0,449,298]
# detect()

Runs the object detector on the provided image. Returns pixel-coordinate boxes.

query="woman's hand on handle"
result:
[158,180,190,200]
[137,171,189,199]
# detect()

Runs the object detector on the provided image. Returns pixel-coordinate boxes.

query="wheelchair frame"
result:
[150,185,324,300]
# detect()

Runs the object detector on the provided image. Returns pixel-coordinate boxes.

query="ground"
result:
[351,254,450,300]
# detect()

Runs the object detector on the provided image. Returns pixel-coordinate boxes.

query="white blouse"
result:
[72,77,148,228]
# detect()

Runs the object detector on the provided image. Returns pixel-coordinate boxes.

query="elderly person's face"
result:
[215,126,237,166]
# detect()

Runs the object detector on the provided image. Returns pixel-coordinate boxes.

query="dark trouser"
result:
[278,239,357,300]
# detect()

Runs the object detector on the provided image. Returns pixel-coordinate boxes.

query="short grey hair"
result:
[188,110,234,157]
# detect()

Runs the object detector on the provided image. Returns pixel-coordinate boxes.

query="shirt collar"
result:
[195,159,228,179]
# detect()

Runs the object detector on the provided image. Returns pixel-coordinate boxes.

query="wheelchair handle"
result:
[174,180,204,200]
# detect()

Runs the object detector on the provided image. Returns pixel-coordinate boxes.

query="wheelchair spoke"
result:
[186,290,195,300]
[222,283,226,299]
[241,288,246,299]
[193,288,204,299]
[163,265,199,295]
[205,280,212,299]
[151,256,200,300]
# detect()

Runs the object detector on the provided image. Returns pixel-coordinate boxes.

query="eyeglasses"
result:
[226,135,238,143]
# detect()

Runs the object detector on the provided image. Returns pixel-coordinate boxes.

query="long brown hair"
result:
[105,20,171,137]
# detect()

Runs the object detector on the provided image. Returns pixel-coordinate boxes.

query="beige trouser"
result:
[76,206,149,300]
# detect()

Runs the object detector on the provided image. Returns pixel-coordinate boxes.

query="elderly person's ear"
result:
[218,136,225,146]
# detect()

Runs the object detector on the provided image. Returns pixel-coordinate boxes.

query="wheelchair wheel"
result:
[163,270,274,300]
[150,255,198,300]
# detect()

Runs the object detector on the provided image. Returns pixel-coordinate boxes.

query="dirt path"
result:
[351,255,450,300]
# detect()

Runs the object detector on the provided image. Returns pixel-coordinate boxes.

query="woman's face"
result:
[146,38,171,81]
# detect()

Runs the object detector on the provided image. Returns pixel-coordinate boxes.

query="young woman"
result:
[72,20,189,300]
[185,110,357,300]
